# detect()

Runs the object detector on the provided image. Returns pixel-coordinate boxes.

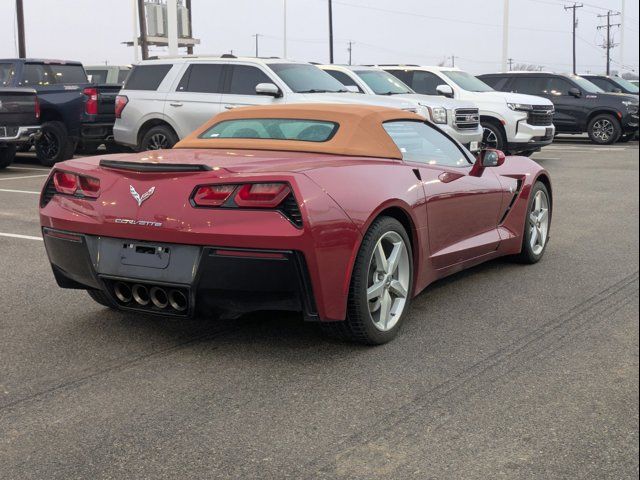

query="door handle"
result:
[224,105,239,110]
[169,102,183,107]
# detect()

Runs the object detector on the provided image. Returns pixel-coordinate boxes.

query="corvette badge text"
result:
[114,219,163,227]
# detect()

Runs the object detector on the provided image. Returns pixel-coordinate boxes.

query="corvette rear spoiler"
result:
[99,160,212,173]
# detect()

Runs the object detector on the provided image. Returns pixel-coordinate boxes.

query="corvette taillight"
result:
[52,171,101,198]
[235,183,291,208]
[192,184,236,207]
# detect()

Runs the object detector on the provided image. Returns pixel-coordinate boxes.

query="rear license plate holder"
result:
[120,243,171,269]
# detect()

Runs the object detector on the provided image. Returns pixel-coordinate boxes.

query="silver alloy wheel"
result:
[366,231,410,332]
[592,119,615,142]
[148,133,169,150]
[483,127,499,149]
[529,189,550,256]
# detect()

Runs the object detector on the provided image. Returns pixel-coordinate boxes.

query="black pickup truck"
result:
[0,59,120,165]
[0,88,41,168]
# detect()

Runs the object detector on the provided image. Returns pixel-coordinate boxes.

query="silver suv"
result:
[114,57,423,151]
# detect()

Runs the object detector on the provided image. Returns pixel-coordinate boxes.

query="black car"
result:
[478,72,639,144]
[0,59,121,165]
[581,75,639,96]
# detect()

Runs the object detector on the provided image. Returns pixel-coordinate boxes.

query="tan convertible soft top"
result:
[174,104,425,160]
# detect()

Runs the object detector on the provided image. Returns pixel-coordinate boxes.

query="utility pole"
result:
[501,0,510,72]
[620,0,625,70]
[597,10,621,75]
[186,0,193,54]
[253,34,261,57]
[328,0,334,64]
[15,0,26,58]
[283,0,288,58]
[136,0,149,60]
[508,58,514,71]
[347,41,354,65]
[565,3,583,75]
[450,55,455,68]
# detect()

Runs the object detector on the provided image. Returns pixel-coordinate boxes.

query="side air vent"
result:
[40,177,57,207]
[279,194,303,228]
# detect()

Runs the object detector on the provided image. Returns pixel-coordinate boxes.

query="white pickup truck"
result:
[115,57,436,151]
[380,65,556,156]
[320,64,482,150]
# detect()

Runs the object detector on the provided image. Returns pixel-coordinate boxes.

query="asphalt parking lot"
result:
[0,140,638,479]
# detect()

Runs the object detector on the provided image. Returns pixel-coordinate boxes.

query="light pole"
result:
[283,0,288,58]
[328,0,334,63]
[501,0,509,72]
[16,0,26,58]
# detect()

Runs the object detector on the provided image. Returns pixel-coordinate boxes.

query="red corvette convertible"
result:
[39,104,552,344]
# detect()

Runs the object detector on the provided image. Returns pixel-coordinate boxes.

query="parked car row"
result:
[1,55,638,170]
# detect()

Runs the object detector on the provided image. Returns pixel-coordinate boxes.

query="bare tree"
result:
[512,63,545,71]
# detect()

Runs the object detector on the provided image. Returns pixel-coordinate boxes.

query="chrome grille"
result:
[528,106,555,126]
[454,108,480,130]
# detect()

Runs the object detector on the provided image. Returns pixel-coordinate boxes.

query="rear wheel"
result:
[515,181,551,264]
[140,125,178,151]
[321,216,413,345]
[482,121,507,152]
[587,114,621,145]
[87,289,114,308]
[0,143,16,169]
[35,121,76,166]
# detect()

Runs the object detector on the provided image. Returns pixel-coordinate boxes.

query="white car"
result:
[380,65,556,155]
[114,57,424,151]
[320,65,482,151]
[85,65,131,85]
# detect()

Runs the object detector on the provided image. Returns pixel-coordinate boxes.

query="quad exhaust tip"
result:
[111,281,189,314]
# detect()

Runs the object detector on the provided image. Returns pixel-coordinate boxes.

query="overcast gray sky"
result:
[1,0,638,75]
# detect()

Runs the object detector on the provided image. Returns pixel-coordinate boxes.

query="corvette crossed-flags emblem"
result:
[130,185,156,207]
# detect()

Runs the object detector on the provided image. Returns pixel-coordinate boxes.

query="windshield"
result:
[0,63,16,86]
[443,71,494,92]
[570,75,604,93]
[269,64,347,93]
[354,70,413,95]
[611,76,639,93]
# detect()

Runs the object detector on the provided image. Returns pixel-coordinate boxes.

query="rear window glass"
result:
[200,118,338,142]
[124,64,172,90]
[19,63,87,86]
[117,69,131,84]
[86,69,108,84]
[0,63,16,86]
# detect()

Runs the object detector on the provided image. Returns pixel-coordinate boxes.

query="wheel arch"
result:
[586,109,621,128]
[534,172,553,211]
[480,115,508,139]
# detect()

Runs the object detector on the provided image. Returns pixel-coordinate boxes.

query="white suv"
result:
[320,65,482,150]
[380,66,556,155]
[114,57,424,151]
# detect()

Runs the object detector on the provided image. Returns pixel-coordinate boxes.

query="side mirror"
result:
[471,149,505,176]
[436,84,454,98]
[344,85,361,93]
[255,83,281,97]
[568,87,581,98]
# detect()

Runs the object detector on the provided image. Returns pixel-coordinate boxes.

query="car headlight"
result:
[429,107,448,124]
[622,100,639,113]
[507,103,533,112]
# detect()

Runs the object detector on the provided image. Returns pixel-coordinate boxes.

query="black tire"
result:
[514,181,552,264]
[35,121,76,166]
[0,143,16,169]
[87,289,114,308]
[105,143,133,154]
[481,120,507,152]
[140,124,178,151]
[320,216,413,345]
[587,114,621,145]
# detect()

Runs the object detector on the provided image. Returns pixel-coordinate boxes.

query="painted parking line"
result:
[0,174,48,181]
[0,232,43,241]
[0,188,40,195]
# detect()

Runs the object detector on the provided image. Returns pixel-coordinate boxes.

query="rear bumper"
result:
[0,125,41,143]
[80,122,114,142]
[42,228,319,321]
